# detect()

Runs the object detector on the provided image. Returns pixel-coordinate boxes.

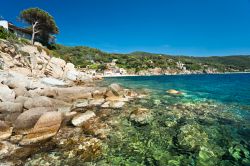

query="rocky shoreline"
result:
[0,39,144,165]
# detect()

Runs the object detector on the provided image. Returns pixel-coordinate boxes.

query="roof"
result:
[8,23,32,34]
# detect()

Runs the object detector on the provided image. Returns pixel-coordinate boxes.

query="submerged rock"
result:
[71,111,96,127]
[166,89,182,95]
[130,108,152,125]
[177,124,208,151]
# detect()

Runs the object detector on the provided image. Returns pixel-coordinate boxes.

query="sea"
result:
[101,73,250,166]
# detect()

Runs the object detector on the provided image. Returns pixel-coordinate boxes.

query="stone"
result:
[93,87,107,99]
[166,89,182,95]
[0,141,17,159]
[130,108,152,125]
[109,83,123,96]
[14,96,29,106]
[106,96,129,102]
[13,87,28,97]
[24,96,69,109]
[0,102,23,113]
[101,101,126,109]
[9,135,23,144]
[177,124,208,151]
[40,77,69,87]
[71,111,96,127]
[89,98,105,106]
[45,57,66,78]
[0,84,15,102]
[14,107,56,131]
[20,111,63,145]
[53,87,93,102]
[71,99,89,112]
[0,121,13,140]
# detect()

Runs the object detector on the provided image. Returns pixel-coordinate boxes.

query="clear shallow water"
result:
[101,74,250,166]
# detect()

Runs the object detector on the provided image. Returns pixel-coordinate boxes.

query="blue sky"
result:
[1,0,250,56]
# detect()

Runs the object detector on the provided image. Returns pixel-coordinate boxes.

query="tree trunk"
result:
[31,21,39,45]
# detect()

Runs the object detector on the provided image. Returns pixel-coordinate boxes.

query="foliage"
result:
[0,26,18,41]
[20,8,59,45]
[50,44,250,73]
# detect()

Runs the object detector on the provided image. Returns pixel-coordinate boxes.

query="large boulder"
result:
[92,87,107,99]
[109,83,123,96]
[45,57,66,78]
[14,107,56,132]
[71,111,96,127]
[54,87,93,102]
[20,111,62,145]
[0,84,15,102]
[0,121,13,140]
[23,96,69,109]
[0,102,23,113]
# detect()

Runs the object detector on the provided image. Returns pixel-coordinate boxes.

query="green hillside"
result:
[50,44,250,73]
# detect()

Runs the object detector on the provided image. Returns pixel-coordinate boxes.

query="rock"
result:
[40,77,69,87]
[110,101,126,108]
[0,141,17,159]
[9,135,23,144]
[45,57,66,78]
[82,118,110,139]
[106,96,129,102]
[89,98,105,106]
[130,108,152,125]
[13,87,27,97]
[71,111,96,127]
[20,111,62,145]
[0,84,15,102]
[166,89,182,95]
[24,96,69,109]
[71,99,89,112]
[109,83,123,96]
[66,70,79,81]
[3,72,32,89]
[0,102,23,113]
[93,87,107,99]
[0,121,13,140]
[101,101,126,109]
[105,90,116,98]
[14,107,56,132]
[14,96,29,106]
[177,124,208,151]
[53,87,93,102]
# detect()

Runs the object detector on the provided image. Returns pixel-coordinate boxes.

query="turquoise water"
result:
[101,74,250,166]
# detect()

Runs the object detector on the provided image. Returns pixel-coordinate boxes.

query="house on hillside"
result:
[0,20,55,44]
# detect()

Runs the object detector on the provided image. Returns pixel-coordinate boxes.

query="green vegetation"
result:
[20,7,59,45]
[50,44,250,73]
[0,26,18,41]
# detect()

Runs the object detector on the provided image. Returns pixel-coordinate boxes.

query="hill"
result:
[50,44,250,74]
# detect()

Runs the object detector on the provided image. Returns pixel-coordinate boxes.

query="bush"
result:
[0,27,18,41]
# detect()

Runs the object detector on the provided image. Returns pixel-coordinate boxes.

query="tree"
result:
[20,8,59,45]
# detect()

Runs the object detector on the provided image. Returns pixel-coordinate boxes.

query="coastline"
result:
[102,71,250,78]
